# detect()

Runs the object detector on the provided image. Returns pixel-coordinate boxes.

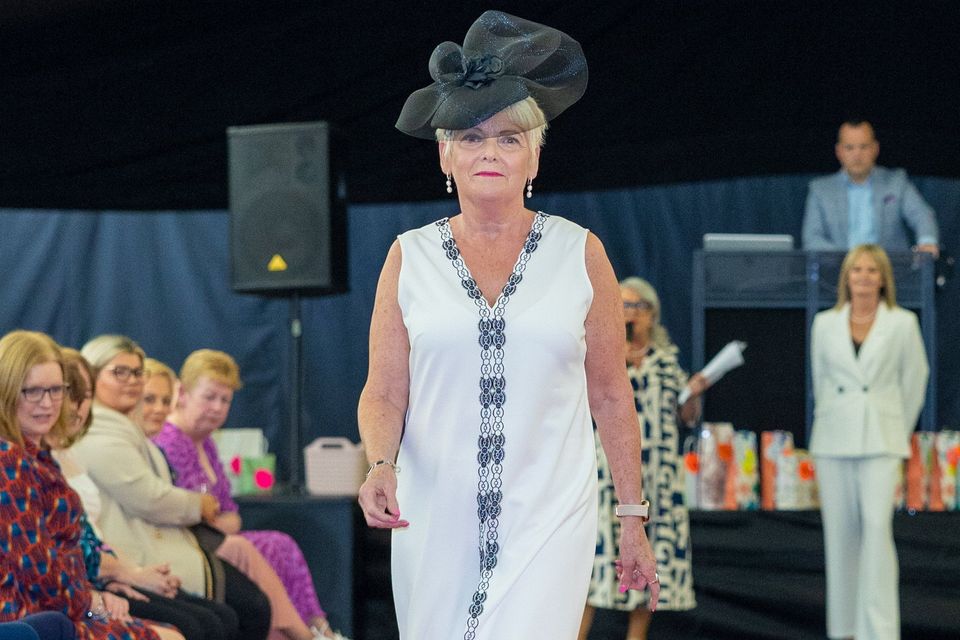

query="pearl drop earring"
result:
[446,175,453,194]
[526,179,533,198]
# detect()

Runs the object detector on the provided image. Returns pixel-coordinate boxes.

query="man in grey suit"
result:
[802,120,939,257]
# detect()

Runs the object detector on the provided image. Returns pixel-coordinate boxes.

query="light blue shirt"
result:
[845,174,876,248]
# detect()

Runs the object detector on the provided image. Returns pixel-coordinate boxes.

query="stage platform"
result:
[240,495,960,639]
[604,509,960,639]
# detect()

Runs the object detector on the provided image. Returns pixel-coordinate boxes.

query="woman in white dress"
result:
[357,11,659,639]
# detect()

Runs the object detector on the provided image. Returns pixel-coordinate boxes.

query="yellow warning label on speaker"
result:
[267,254,288,272]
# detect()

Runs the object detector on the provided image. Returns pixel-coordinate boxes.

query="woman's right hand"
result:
[100,591,133,623]
[357,465,408,529]
[200,493,220,523]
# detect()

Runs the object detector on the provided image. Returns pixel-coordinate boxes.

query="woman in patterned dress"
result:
[0,329,160,640]
[580,278,707,640]
[151,350,349,640]
[356,12,660,639]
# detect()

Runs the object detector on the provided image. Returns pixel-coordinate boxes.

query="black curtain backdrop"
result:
[1,1,960,209]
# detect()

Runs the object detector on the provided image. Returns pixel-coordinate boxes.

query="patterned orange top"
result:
[0,438,158,640]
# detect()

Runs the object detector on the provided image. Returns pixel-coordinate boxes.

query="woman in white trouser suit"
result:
[810,244,929,640]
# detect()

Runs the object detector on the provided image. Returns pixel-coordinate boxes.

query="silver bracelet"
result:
[366,459,400,478]
[86,591,108,621]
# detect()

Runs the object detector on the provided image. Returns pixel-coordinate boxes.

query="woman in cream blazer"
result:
[72,335,272,640]
[810,245,928,640]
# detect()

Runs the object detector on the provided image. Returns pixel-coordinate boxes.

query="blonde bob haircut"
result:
[80,334,146,378]
[835,244,897,309]
[0,330,68,446]
[436,96,548,163]
[179,349,243,392]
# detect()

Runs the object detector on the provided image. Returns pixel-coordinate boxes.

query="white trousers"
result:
[815,455,901,640]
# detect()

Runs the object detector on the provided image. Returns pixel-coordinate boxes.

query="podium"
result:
[691,250,936,446]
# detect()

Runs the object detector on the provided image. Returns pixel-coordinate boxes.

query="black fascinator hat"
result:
[396,10,588,139]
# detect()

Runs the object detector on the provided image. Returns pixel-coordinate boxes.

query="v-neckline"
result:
[847,304,879,362]
[439,212,547,311]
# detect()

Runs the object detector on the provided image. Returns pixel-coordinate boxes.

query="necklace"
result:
[850,309,877,324]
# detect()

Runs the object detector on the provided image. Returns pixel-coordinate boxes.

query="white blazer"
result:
[809,303,929,458]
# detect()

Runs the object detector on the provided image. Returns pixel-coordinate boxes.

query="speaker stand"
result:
[288,291,305,493]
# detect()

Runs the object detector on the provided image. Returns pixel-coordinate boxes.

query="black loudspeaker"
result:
[228,121,347,294]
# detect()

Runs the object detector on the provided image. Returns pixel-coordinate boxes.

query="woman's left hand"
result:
[614,519,660,610]
[100,590,134,622]
[199,493,221,524]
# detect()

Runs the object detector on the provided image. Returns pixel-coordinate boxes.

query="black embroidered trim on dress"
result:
[435,212,548,640]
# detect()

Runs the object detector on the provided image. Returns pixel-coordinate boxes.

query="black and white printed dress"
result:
[392,213,598,639]
[588,344,696,612]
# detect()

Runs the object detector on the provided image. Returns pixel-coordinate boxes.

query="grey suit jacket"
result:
[801,166,938,251]
[809,304,928,459]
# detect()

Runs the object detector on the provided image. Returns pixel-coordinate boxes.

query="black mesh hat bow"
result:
[396,10,588,139]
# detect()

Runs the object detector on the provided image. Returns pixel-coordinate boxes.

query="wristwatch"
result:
[615,500,650,523]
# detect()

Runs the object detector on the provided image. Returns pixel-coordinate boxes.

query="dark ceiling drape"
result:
[2,0,959,210]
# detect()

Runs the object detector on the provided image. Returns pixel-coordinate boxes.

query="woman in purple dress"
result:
[151,350,347,640]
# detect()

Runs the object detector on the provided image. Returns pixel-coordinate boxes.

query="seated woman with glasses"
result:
[0,329,160,640]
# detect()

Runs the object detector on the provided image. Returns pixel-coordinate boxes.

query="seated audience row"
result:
[0,330,349,640]
[0,330,165,640]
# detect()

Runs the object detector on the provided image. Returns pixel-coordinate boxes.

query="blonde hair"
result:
[80,334,145,378]
[619,276,673,350]
[144,358,178,388]
[437,96,548,163]
[835,244,897,309]
[0,330,68,446]
[179,349,243,392]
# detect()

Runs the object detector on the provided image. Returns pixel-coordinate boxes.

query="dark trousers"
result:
[222,561,271,640]
[4,612,76,640]
[127,589,238,640]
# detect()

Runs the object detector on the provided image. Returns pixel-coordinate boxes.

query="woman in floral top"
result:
[0,330,159,640]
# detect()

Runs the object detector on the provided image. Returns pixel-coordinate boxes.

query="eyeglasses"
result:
[105,365,145,382]
[454,132,528,151]
[623,301,654,310]
[21,385,69,403]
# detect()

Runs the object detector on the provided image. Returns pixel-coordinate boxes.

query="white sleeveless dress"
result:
[393,212,598,639]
